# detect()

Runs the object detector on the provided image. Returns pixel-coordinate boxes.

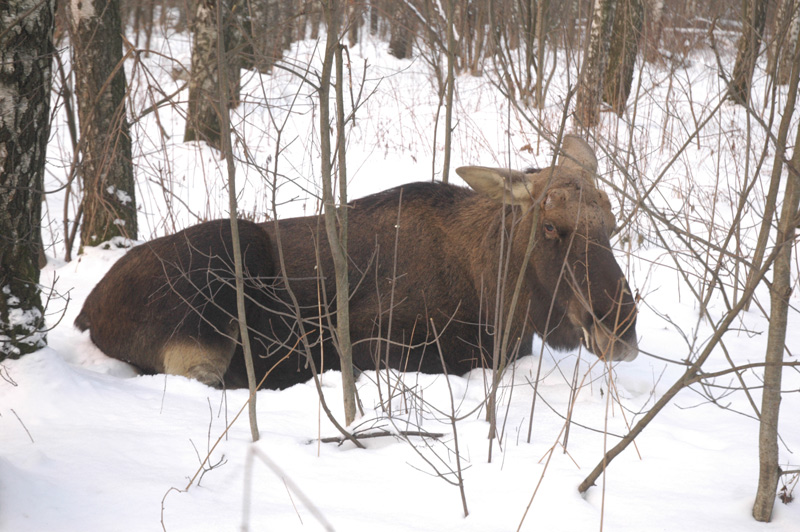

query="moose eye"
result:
[543,222,558,238]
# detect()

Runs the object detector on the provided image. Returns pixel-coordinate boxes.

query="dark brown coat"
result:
[76,136,637,389]
[258,136,637,387]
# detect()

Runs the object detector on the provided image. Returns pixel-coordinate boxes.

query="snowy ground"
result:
[2,20,800,532]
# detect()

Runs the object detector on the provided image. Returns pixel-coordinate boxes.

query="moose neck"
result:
[459,198,537,317]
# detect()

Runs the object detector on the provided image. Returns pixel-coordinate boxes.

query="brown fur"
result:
[258,137,637,387]
[76,137,637,389]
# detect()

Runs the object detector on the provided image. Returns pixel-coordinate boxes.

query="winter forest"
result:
[2,0,800,530]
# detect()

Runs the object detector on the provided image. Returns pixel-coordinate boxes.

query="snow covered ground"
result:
[2,20,800,532]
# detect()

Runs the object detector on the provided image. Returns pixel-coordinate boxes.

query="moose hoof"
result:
[185,363,226,388]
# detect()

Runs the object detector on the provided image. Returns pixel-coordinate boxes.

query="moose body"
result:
[76,136,638,389]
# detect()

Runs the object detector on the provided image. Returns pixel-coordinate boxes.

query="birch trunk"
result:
[603,0,644,115]
[185,0,240,148]
[69,0,138,247]
[575,0,617,127]
[0,0,55,358]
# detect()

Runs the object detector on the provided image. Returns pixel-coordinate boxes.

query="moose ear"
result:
[598,189,618,233]
[456,166,538,205]
[557,135,598,181]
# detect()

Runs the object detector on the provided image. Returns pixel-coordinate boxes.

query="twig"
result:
[11,409,34,443]
[431,318,469,518]
[317,429,445,445]
[0,364,18,386]
[243,447,335,532]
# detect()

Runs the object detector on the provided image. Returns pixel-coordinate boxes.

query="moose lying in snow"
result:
[76,135,638,389]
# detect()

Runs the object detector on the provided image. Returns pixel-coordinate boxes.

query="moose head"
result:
[456,135,638,362]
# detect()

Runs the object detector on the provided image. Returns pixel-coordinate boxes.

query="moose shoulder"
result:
[75,136,637,389]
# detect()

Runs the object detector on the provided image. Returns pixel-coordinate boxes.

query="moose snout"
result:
[586,319,639,362]
[573,282,639,362]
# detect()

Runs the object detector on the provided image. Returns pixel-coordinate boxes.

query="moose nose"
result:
[616,335,639,361]
[586,323,639,362]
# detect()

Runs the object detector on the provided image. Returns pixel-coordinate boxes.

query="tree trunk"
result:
[281,0,295,50]
[752,26,800,523]
[388,2,414,59]
[458,2,473,70]
[766,0,790,82]
[185,0,221,147]
[369,0,379,35]
[347,0,362,46]
[752,125,799,521]
[730,0,768,105]
[69,0,138,247]
[184,0,240,148]
[643,0,665,62]
[214,0,259,442]
[296,0,310,42]
[469,2,486,75]
[603,0,644,115]
[743,16,800,307]
[0,0,55,359]
[311,0,323,40]
[776,0,800,85]
[255,0,284,72]
[534,0,548,109]
[442,0,456,184]
[227,0,244,106]
[320,0,357,426]
[520,0,537,102]
[575,0,617,127]
[240,0,262,70]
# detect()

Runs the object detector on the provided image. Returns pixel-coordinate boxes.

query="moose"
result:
[75,135,638,389]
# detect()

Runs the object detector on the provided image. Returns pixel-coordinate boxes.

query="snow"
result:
[107,185,134,206]
[1,286,45,357]
[69,0,95,25]
[2,17,800,532]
